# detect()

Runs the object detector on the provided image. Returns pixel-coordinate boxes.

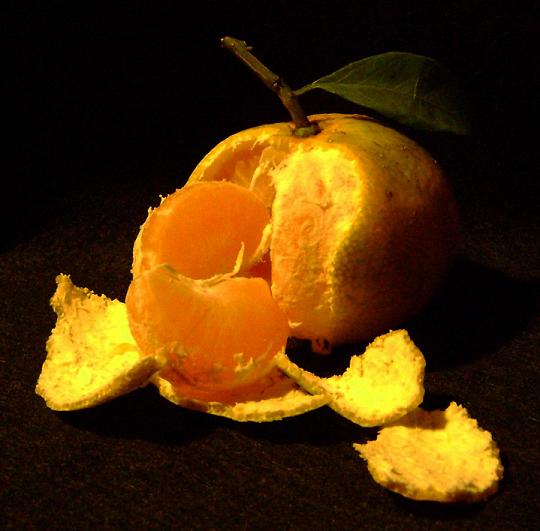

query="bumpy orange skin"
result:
[188,114,460,347]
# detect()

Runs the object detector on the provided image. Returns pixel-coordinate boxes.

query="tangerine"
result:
[187,113,460,349]
[127,181,289,402]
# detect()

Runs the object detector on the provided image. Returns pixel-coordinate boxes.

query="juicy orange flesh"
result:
[126,265,290,396]
[134,181,270,279]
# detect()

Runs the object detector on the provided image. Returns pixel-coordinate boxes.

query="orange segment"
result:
[126,265,290,401]
[132,181,271,279]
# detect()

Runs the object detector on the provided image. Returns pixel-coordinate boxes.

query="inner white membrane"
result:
[268,145,362,341]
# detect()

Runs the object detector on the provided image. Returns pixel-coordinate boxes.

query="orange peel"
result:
[154,366,328,422]
[36,275,164,411]
[354,402,504,502]
[275,329,425,427]
[36,276,326,420]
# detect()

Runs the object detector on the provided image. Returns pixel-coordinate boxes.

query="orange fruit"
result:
[127,181,290,402]
[126,265,289,403]
[187,113,460,349]
[132,181,271,279]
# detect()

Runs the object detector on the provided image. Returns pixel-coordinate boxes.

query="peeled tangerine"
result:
[36,114,502,501]
[187,113,460,350]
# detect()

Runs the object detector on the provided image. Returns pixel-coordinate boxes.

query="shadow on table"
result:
[282,255,538,376]
[391,492,485,520]
[58,385,221,445]
[57,381,370,447]
[406,255,539,370]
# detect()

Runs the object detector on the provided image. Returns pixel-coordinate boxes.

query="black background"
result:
[3,2,539,529]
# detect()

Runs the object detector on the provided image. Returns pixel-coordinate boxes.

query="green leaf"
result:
[296,52,470,135]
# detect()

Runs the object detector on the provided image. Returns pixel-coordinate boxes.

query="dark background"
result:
[3,2,539,529]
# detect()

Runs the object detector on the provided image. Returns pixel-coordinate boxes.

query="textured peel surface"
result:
[270,145,362,344]
[154,366,328,422]
[354,403,504,502]
[276,329,425,427]
[36,275,163,410]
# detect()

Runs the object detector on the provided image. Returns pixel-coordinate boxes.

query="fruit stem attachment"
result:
[221,37,320,137]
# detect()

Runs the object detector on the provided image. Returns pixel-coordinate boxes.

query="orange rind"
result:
[275,330,425,427]
[36,275,164,411]
[354,403,504,502]
[36,278,504,503]
[154,366,328,422]
[36,276,326,420]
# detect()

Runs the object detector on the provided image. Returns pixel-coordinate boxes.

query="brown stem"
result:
[221,37,320,137]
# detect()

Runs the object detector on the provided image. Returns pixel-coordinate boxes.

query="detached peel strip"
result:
[153,367,329,422]
[275,329,426,427]
[354,402,504,502]
[36,275,164,411]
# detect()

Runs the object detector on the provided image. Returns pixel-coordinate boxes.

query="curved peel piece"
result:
[276,329,425,427]
[36,275,163,411]
[154,366,328,422]
[354,403,504,502]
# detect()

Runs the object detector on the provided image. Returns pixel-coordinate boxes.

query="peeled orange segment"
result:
[126,264,290,399]
[154,366,328,422]
[132,181,271,279]
[187,114,460,347]
[36,275,163,411]
[275,330,425,427]
[354,403,504,503]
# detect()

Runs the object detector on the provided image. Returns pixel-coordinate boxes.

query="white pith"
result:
[268,145,362,341]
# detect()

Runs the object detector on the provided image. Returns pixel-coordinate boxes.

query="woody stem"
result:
[221,37,320,137]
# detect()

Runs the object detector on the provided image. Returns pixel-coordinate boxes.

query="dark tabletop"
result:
[3,3,539,530]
